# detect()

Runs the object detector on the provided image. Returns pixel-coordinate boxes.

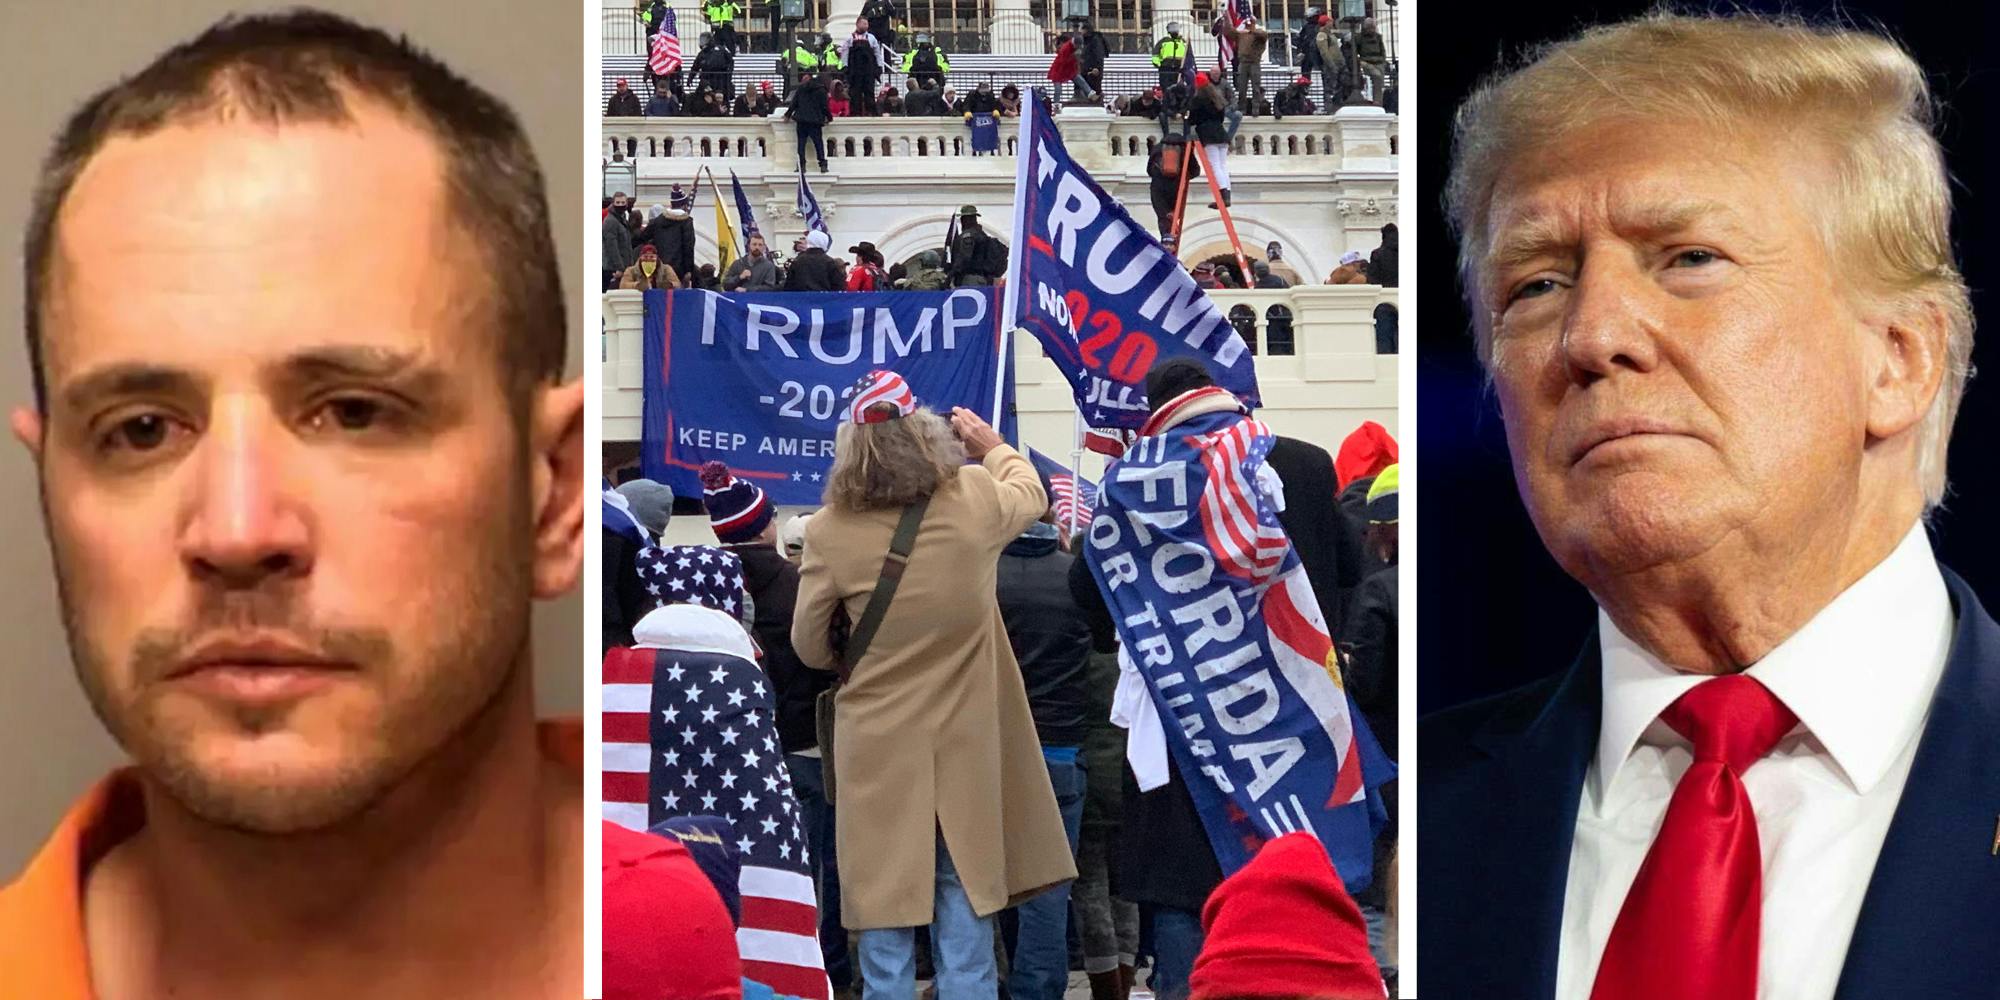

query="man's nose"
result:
[1561,258,1662,386]
[177,398,313,588]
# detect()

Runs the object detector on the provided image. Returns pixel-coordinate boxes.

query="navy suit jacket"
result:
[1419,568,2000,999]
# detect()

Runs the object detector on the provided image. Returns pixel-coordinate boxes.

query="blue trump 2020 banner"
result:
[1003,98,1260,430]
[641,288,1015,505]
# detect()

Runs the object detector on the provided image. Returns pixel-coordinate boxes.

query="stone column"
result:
[990,0,1044,55]
[827,0,865,36]
[1332,104,1393,171]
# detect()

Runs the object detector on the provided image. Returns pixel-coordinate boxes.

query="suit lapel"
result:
[1834,569,2000,998]
[1463,635,1603,999]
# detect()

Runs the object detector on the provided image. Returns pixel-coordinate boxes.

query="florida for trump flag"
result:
[1083,387,1393,886]
[604,637,829,998]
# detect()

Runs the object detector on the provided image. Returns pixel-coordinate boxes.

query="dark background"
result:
[1419,2,2000,713]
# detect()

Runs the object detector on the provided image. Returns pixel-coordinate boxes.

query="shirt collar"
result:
[1594,521,1952,802]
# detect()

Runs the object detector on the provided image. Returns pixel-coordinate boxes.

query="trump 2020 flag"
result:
[797,169,829,238]
[1083,387,1392,887]
[1003,96,1259,430]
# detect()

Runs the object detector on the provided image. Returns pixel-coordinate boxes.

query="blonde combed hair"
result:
[1446,12,1974,508]
[822,406,967,512]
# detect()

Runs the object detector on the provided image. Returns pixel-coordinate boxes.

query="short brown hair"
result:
[23,8,566,412]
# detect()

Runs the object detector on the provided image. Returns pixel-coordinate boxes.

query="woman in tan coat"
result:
[792,378,1076,998]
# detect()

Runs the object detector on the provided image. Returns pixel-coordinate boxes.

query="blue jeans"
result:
[1007,749,1086,1000]
[785,754,852,990]
[856,832,996,999]
[1150,906,1205,1000]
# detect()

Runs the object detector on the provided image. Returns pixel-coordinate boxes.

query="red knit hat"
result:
[1194,71,1210,87]
[1190,833,1386,1000]
[1333,420,1398,491]
[602,821,743,1000]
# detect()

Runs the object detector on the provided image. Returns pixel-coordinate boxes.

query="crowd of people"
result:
[605,10,1395,122]
[603,184,1395,298]
[603,363,1401,1000]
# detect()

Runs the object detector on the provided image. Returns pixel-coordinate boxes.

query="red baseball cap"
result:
[1190,833,1386,999]
[603,821,743,1000]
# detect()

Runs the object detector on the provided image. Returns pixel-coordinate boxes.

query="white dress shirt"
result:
[1555,522,1954,1000]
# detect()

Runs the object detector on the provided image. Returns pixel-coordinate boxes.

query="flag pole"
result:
[1066,410,1086,542]
[995,97,1037,437]
[702,165,740,262]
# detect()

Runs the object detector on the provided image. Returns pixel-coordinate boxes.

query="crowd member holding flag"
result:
[1231,15,1270,114]
[649,6,684,88]
[723,232,782,291]
[1077,358,1392,1000]
[791,376,1075,998]
[638,185,699,281]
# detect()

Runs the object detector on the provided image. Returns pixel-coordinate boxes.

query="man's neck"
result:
[85,664,582,999]
[1590,486,1922,674]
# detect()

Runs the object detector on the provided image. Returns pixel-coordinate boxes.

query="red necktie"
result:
[1589,674,1799,1000]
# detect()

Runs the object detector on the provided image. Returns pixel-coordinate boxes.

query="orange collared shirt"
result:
[0,719,584,998]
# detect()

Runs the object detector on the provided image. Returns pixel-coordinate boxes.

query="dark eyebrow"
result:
[272,346,451,397]
[59,363,208,412]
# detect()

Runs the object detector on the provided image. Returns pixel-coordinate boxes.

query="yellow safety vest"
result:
[704,1,739,24]
[1153,36,1188,66]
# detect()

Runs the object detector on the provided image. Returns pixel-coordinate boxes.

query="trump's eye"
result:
[1670,249,1719,268]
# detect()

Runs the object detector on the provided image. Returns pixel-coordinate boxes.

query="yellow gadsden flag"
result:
[706,168,738,274]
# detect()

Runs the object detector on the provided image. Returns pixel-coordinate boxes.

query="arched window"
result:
[1229,305,1259,356]
[1373,303,1398,355]
[1265,305,1295,356]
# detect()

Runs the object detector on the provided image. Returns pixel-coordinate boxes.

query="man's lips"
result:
[1567,417,1696,465]
[164,638,357,702]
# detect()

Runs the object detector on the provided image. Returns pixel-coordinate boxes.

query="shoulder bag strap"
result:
[835,493,930,684]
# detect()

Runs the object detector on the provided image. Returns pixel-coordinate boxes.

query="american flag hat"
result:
[844,369,917,425]
[637,544,748,618]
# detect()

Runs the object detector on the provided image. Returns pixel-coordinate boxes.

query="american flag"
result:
[844,369,916,424]
[649,8,683,75]
[1217,0,1254,68]
[1027,447,1099,531]
[1083,426,1134,458]
[633,544,745,617]
[604,643,829,998]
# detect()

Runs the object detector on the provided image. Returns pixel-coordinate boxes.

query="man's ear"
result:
[528,378,586,599]
[1864,296,1950,443]
[11,406,44,460]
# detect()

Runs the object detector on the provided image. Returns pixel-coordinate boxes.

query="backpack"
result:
[971,232,1009,277]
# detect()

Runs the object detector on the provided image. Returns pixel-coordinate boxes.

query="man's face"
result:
[23,101,550,834]
[750,236,767,258]
[611,195,629,214]
[1480,121,1879,580]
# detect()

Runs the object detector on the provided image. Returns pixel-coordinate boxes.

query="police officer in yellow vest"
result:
[781,37,820,94]
[902,33,949,91]
[1152,22,1189,89]
[814,31,844,73]
[703,0,741,53]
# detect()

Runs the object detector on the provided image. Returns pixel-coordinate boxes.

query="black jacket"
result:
[637,212,697,284]
[1117,754,1226,911]
[1267,436,1368,637]
[693,44,733,79]
[996,532,1094,746]
[607,88,643,116]
[782,247,846,290]
[603,528,651,652]
[1369,234,1399,288]
[1343,563,1396,757]
[949,223,1005,281]
[788,77,832,125]
[1297,21,1321,70]
[965,88,998,113]
[1187,90,1229,145]
[734,544,829,754]
[1076,31,1109,72]
[1274,83,1313,118]
[1146,146,1199,230]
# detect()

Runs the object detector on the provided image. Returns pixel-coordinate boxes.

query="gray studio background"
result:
[0,0,584,875]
